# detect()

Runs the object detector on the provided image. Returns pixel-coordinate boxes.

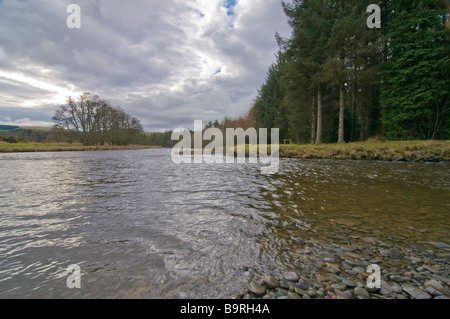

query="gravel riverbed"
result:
[237,242,450,299]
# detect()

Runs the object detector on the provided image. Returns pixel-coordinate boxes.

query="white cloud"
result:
[0,0,291,131]
[0,117,54,127]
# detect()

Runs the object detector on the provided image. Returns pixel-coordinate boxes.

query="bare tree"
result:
[53,93,143,146]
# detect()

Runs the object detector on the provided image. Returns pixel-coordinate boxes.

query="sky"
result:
[0,0,292,132]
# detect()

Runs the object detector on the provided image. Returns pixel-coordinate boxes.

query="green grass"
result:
[0,142,161,153]
[234,140,450,162]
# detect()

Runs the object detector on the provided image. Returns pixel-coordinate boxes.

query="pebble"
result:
[342,279,357,288]
[426,286,443,296]
[263,275,279,289]
[432,274,450,284]
[380,281,394,295]
[390,248,403,259]
[328,266,341,274]
[331,283,347,291]
[342,245,357,252]
[436,242,450,249]
[380,250,390,257]
[294,287,307,296]
[390,275,410,283]
[248,281,266,296]
[402,286,432,299]
[296,282,311,290]
[352,266,365,274]
[424,279,446,294]
[434,295,449,299]
[345,252,363,259]
[283,272,300,282]
[334,289,349,299]
[287,291,301,299]
[353,287,370,298]
[423,265,440,274]
[392,285,403,294]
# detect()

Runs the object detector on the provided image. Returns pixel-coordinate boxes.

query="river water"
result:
[0,148,449,298]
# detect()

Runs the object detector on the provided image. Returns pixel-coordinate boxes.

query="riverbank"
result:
[0,142,161,153]
[237,140,450,162]
[237,241,450,300]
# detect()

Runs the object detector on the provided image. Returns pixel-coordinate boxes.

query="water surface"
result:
[0,149,448,298]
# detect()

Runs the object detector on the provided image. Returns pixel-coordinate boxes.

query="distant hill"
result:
[0,125,19,131]
[19,126,53,131]
[0,126,54,143]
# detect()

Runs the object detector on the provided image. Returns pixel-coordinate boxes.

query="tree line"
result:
[53,93,143,146]
[248,0,449,143]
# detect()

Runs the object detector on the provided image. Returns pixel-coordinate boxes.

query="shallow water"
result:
[0,149,448,298]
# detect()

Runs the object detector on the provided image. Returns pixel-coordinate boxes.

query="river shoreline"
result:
[0,142,161,153]
[237,241,450,300]
[231,140,450,162]
[278,140,450,162]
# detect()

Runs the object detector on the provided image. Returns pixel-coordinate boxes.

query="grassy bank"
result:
[0,142,161,153]
[236,140,450,162]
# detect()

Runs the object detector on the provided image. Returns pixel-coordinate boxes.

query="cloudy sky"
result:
[0,0,292,131]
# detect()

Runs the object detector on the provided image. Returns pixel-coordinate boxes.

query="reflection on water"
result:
[0,149,448,298]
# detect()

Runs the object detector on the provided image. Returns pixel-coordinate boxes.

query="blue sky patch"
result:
[223,0,237,17]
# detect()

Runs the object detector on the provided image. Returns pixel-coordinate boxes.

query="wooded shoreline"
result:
[0,142,161,153]
[236,140,450,162]
[1,140,449,163]
[277,140,450,162]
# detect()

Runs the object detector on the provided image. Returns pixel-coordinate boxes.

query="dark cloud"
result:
[0,0,291,131]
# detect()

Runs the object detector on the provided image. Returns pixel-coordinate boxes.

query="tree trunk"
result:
[311,93,316,144]
[316,87,322,144]
[360,101,367,141]
[351,62,357,142]
[338,83,345,144]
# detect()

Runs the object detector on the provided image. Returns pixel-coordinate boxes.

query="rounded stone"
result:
[248,281,266,296]
[334,289,349,299]
[283,272,300,282]
[390,248,403,259]
[263,275,279,289]
[392,285,403,294]
[294,287,307,296]
[354,287,370,298]
[287,291,301,299]
[342,279,357,288]
[380,281,394,295]
[424,279,445,294]
[436,242,450,249]
[332,283,347,291]
[380,250,390,257]
[402,286,431,299]
[296,281,311,290]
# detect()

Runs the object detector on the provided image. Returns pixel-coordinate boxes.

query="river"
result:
[0,148,449,298]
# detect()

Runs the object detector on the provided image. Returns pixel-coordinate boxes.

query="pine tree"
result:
[381,0,450,140]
